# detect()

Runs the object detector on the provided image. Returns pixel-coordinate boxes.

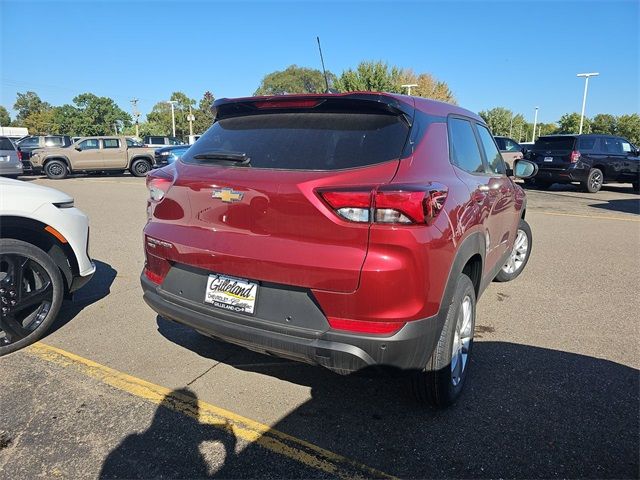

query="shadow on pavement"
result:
[589,198,640,215]
[48,260,117,335]
[134,316,640,479]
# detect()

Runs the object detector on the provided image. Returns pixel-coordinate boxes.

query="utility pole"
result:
[401,84,418,95]
[187,106,195,137]
[577,72,599,134]
[130,98,140,138]
[509,113,513,137]
[531,107,539,142]
[166,100,178,137]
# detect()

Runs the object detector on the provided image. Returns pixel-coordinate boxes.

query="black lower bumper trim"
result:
[141,274,444,374]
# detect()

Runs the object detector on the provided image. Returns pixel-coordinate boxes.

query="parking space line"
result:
[26,342,396,480]
[531,210,640,222]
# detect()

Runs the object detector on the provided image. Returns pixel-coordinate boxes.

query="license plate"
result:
[204,273,257,314]
[0,156,9,163]
[544,156,553,162]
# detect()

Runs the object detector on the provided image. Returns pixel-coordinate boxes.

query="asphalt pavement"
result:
[1,175,638,479]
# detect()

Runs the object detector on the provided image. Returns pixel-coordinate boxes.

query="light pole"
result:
[577,72,599,134]
[509,112,513,137]
[531,107,539,142]
[166,100,178,137]
[187,106,195,137]
[401,84,418,95]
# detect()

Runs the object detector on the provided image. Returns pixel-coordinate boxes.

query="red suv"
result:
[141,93,537,407]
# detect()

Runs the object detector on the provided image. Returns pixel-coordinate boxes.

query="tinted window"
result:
[532,136,576,151]
[103,138,120,149]
[44,136,64,147]
[477,125,505,174]
[601,137,623,154]
[79,139,100,150]
[0,138,15,150]
[504,139,521,152]
[449,118,485,174]
[183,112,409,170]
[150,137,165,145]
[18,136,40,147]
[494,137,505,150]
[578,137,597,151]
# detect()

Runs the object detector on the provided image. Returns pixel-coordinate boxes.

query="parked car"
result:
[29,136,157,179]
[142,136,186,148]
[525,134,640,192]
[0,177,95,355]
[0,136,24,178]
[519,141,535,152]
[16,135,73,171]
[494,136,524,169]
[152,145,190,169]
[141,93,537,407]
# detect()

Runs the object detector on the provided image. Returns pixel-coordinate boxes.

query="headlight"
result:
[159,151,171,156]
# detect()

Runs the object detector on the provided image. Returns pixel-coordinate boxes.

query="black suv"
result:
[16,135,73,172]
[142,136,185,147]
[526,134,640,193]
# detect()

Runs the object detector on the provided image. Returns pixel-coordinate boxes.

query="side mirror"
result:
[75,146,82,151]
[513,159,538,179]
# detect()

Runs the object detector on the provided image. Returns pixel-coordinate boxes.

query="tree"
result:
[591,114,617,135]
[557,113,589,134]
[22,110,58,135]
[397,69,456,104]
[13,91,51,123]
[334,61,402,93]
[0,106,10,126]
[479,107,513,136]
[52,93,132,136]
[193,91,215,134]
[146,92,196,138]
[616,114,640,145]
[254,65,335,96]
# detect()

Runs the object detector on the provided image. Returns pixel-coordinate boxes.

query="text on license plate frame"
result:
[204,273,258,315]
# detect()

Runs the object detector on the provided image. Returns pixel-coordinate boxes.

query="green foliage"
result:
[146,91,196,138]
[557,112,590,134]
[51,93,132,136]
[616,114,640,145]
[334,61,402,93]
[591,113,617,135]
[0,106,10,126]
[254,65,335,96]
[479,108,513,136]
[193,91,215,134]
[13,91,52,123]
[397,69,456,104]
[23,110,58,135]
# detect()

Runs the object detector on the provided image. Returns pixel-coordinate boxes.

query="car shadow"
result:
[589,198,640,215]
[48,260,117,335]
[106,316,640,479]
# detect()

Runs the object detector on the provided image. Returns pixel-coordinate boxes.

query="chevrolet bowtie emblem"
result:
[212,188,244,203]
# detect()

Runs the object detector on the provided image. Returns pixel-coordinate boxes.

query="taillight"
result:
[254,99,322,109]
[16,150,22,161]
[570,150,581,163]
[147,176,172,202]
[318,184,448,225]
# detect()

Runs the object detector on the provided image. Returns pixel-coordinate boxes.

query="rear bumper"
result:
[534,165,588,183]
[141,274,444,374]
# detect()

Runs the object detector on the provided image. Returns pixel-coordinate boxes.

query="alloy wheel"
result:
[451,295,473,386]
[502,229,529,275]
[0,254,54,346]
[590,171,603,191]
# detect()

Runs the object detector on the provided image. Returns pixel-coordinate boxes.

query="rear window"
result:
[0,138,15,150]
[44,136,64,147]
[578,137,597,151]
[182,112,409,170]
[532,136,576,151]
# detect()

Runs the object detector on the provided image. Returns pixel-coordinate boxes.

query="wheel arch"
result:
[129,155,153,168]
[43,156,71,170]
[0,216,78,294]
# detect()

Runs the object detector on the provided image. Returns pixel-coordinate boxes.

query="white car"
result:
[0,178,95,355]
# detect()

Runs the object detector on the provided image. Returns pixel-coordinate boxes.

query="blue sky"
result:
[1,0,638,125]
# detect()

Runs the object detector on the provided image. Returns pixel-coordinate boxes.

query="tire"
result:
[494,219,532,282]
[0,239,63,356]
[44,159,69,180]
[632,181,639,193]
[130,158,151,177]
[581,168,603,193]
[411,274,476,408]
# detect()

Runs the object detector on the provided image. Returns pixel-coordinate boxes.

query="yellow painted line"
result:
[26,342,396,480]
[531,210,640,223]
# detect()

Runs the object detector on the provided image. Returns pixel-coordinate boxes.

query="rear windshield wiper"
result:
[193,151,250,164]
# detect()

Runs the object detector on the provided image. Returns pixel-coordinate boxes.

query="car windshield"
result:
[182,112,409,170]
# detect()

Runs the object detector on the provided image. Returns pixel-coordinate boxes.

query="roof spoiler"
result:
[211,93,415,127]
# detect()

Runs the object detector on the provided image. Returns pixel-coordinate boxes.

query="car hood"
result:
[0,177,73,208]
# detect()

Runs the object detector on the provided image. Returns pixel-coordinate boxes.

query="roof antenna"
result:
[316,36,330,93]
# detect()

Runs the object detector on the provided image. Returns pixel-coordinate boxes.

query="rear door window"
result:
[448,117,485,174]
[18,136,40,148]
[103,138,120,149]
[476,125,506,175]
[577,137,597,152]
[183,112,410,170]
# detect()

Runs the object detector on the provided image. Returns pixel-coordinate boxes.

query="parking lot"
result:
[1,175,638,479]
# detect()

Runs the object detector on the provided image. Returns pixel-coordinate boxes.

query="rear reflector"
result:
[318,183,448,225]
[144,268,165,285]
[328,317,406,335]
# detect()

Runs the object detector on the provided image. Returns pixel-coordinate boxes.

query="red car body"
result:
[141,92,527,378]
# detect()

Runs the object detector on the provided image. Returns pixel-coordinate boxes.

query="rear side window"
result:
[448,118,485,174]
[183,112,409,170]
[18,136,40,147]
[0,138,15,150]
[533,136,576,151]
[476,125,506,174]
[601,137,623,154]
[44,136,64,147]
[150,137,165,145]
[578,137,597,151]
[103,139,120,148]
